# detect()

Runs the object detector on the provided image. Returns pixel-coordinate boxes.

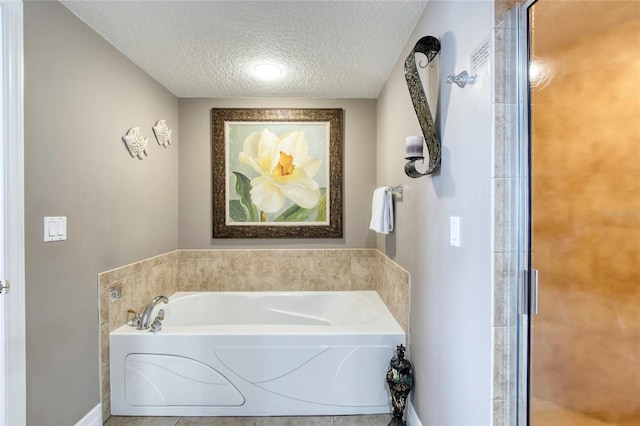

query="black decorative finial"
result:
[386,344,414,426]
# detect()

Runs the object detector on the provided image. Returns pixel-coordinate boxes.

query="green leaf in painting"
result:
[274,204,314,222]
[232,172,258,222]
[229,200,247,222]
[274,188,327,223]
[315,188,327,221]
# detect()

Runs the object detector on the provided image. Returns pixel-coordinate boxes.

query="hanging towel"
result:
[369,187,394,234]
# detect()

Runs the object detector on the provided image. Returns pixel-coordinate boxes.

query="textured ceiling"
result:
[61,1,427,98]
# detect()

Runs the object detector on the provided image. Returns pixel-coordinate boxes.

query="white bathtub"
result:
[110,291,405,417]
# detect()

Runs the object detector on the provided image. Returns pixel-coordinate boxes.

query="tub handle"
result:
[149,317,162,334]
[127,310,142,328]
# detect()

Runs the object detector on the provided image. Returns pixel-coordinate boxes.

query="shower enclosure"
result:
[520,0,640,424]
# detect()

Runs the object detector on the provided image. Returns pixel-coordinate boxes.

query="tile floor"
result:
[531,398,640,426]
[104,414,392,426]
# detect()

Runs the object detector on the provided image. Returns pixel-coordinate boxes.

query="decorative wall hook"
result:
[446,71,475,88]
[152,119,172,148]
[122,127,148,160]
[404,36,441,178]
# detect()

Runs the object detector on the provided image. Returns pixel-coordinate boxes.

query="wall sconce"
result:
[446,71,475,88]
[404,36,441,178]
[404,135,429,178]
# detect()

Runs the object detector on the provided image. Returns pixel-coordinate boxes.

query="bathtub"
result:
[110,291,405,417]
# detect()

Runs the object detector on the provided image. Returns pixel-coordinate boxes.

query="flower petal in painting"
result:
[278,131,308,166]
[279,172,321,209]
[239,130,276,176]
[297,157,323,179]
[249,176,286,213]
[256,130,280,172]
[237,128,323,215]
[238,151,265,177]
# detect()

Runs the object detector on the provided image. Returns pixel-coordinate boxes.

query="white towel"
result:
[369,187,394,234]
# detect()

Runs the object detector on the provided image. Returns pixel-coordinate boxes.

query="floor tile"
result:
[532,398,619,426]
[104,416,179,426]
[254,416,334,426]
[334,414,391,426]
[176,417,256,426]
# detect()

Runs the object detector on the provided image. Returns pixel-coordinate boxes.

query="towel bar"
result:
[390,185,404,194]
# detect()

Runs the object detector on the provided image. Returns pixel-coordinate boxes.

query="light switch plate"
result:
[450,216,460,247]
[44,216,66,242]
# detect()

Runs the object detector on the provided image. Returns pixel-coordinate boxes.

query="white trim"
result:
[407,399,422,426]
[1,1,26,425]
[75,403,103,426]
[0,4,5,421]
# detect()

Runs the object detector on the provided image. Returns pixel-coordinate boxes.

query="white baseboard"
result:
[407,400,422,426]
[75,403,102,426]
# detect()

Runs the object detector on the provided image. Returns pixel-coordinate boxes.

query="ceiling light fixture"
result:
[253,63,283,81]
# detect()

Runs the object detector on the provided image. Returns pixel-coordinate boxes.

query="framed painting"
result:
[212,108,343,238]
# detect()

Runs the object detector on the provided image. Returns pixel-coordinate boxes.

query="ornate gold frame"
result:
[211,108,343,239]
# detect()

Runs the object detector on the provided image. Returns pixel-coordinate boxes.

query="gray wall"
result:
[23,0,495,424]
[178,98,377,249]
[24,2,179,424]
[377,1,494,424]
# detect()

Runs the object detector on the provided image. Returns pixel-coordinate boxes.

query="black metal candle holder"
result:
[404,36,441,177]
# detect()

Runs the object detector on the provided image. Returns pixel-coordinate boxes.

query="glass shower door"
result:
[526,1,640,425]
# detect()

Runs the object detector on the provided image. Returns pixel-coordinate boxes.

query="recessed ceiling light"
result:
[254,63,283,81]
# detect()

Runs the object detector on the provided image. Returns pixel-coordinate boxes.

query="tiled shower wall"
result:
[492,1,520,425]
[98,249,409,421]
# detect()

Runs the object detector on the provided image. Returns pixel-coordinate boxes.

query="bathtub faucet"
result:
[139,295,169,330]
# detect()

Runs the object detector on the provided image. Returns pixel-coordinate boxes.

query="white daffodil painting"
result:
[226,122,330,225]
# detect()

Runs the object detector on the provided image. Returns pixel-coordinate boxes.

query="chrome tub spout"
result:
[139,295,169,330]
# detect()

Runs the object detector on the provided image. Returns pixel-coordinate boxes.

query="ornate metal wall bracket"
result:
[404,36,441,177]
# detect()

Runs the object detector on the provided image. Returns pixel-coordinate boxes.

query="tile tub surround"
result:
[98,251,179,421]
[98,249,409,422]
[176,249,378,292]
[376,251,410,335]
